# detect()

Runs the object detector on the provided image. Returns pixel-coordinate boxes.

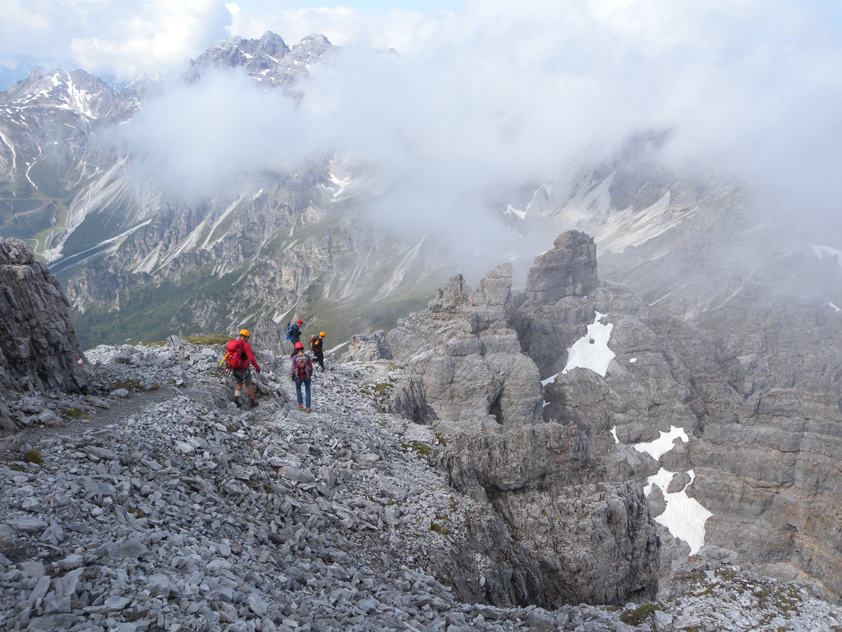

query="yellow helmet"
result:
[239,329,250,337]
[320,331,326,337]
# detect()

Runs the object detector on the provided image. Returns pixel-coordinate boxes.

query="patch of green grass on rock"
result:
[22,450,42,465]
[619,603,663,626]
[402,441,432,456]
[183,333,229,346]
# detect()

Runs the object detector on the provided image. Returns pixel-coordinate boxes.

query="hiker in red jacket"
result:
[226,329,261,408]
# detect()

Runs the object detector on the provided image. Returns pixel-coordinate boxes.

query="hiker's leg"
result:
[305,377,311,409]
[234,370,243,399]
[242,370,255,401]
[295,380,303,406]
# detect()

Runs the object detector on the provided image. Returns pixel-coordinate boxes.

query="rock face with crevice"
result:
[0,239,88,432]
[386,253,661,606]
[511,229,842,600]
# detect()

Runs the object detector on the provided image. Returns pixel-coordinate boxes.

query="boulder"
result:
[344,328,392,362]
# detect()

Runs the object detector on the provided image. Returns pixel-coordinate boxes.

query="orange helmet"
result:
[320,331,326,337]
[239,329,250,337]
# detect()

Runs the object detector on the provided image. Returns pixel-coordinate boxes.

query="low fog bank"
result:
[111,1,842,291]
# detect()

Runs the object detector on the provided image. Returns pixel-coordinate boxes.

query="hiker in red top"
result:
[226,329,260,408]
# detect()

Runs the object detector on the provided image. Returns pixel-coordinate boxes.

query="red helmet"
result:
[296,319,303,325]
[294,342,304,349]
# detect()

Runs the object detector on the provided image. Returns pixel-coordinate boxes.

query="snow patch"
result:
[130,244,162,274]
[540,374,558,386]
[644,469,712,555]
[830,302,842,312]
[812,245,842,268]
[327,341,350,355]
[272,305,295,325]
[199,194,246,251]
[610,426,619,444]
[503,204,526,220]
[629,357,637,363]
[373,236,426,300]
[561,312,615,377]
[632,426,689,461]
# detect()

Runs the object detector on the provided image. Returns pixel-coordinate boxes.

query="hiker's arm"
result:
[246,345,260,370]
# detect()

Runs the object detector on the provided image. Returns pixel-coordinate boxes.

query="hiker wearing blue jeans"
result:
[291,342,313,412]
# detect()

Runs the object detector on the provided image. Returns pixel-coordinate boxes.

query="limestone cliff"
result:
[0,239,88,432]
[385,254,660,606]
[513,229,842,599]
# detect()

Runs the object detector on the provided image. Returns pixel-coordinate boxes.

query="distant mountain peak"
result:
[186,32,334,87]
[0,67,138,121]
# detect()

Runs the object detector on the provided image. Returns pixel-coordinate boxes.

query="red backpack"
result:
[294,354,311,381]
[225,339,245,369]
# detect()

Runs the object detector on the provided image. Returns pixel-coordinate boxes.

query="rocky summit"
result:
[1,337,841,632]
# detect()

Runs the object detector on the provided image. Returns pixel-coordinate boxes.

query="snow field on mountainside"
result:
[562,312,616,377]
[611,424,713,556]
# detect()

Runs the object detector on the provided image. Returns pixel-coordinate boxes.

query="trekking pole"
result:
[219,352,230,367]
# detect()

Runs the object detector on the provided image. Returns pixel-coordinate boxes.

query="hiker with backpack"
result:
[291,341,313,412]
[285,319,303,345]
[310,331,326,372]
[225,329,261,409]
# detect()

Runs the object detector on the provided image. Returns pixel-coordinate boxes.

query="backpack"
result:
[285,323,295,341]
[309,335,316,351]
[294,354,310,381]
[225,339,244,369]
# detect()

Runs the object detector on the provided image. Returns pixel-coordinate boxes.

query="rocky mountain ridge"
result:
[186,31,333,89]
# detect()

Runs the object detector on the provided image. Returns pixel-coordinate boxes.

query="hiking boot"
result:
[297,404,303,409]
[235,399,242,409]
[305,408,310,413]
[249,399,259,409]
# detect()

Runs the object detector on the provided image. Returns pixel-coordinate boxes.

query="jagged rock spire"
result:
[525,230,599,303]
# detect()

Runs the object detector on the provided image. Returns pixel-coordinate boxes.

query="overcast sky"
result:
[3,0,842,247]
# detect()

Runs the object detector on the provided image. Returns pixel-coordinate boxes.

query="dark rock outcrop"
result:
[0,239,88,431]
[511,229,842,599]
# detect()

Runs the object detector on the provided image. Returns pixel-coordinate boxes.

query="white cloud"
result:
[71,0,233,78]
[5,0,838,259]
[0,0,233,78]
[112,0,842,262]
